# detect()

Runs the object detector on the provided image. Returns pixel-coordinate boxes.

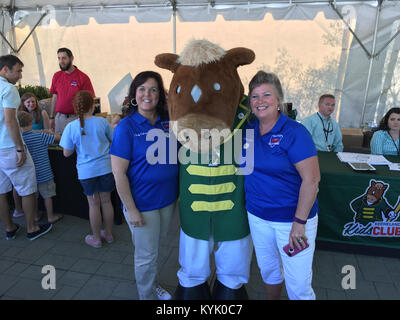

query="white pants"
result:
[177,229,253,290]
[248,212,318,300]
[124,202,175,300]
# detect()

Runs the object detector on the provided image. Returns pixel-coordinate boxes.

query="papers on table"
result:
[388,163,400,171]
[336,152,392,165]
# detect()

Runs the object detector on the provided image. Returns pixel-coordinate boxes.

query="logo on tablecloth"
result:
[343,179,400,237]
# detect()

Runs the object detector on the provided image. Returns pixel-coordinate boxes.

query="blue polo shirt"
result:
[244,113,318,222]
[109,111,178,212]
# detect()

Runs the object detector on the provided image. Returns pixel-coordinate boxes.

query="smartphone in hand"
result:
[283,240,309,257]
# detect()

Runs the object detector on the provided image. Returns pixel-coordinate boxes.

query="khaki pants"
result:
[55,113,78,134]
[124,202,176,300]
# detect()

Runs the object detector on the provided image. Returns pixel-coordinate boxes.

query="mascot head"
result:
[155,39,255,153]
[366,181,388,204]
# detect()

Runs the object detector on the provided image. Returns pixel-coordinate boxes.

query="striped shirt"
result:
[22,130,55,184]
[370,130,400,156]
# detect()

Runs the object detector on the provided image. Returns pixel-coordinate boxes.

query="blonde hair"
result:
[73,90,94,135]
[18,93,40,124]
[17,110,33,128]
[248,71,287,115]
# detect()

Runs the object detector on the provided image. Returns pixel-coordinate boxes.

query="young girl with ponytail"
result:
[60,90,115,248]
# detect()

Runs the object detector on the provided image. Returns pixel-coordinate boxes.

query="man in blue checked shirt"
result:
[302,94,344,152]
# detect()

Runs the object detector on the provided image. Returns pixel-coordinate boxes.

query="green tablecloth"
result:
[317,152,400,249]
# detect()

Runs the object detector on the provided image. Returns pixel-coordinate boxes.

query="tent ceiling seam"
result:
[361,0,382,126]
[329,0,372,59]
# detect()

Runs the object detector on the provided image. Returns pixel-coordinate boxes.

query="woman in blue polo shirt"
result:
[244,71,320,300]
[110,71,178,300]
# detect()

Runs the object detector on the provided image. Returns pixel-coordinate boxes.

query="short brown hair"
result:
[318,94,335,105]
[0,54,24,70]
[17,111,33,128]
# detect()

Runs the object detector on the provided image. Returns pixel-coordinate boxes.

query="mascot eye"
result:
[176,85,181,94]
[213,83,221,91]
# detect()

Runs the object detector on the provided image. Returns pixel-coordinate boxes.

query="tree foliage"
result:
[258,48,339,120]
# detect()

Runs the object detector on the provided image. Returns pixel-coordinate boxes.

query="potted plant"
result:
[17,85,52,100]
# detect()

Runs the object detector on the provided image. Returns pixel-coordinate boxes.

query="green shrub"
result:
[17,85,52,100]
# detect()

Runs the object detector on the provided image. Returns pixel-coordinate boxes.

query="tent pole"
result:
[360,0,383,127]
[0,30,15,52]
[329,1,371,59]
[10,0,17,54]
[374,27,400,57]
[173,8,176,54]
[32,30,46,87]
[0,11,48,54]
[16,13,47,53]
[171,0,177,54]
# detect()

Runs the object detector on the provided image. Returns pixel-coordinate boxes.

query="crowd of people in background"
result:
[0,46,398,302]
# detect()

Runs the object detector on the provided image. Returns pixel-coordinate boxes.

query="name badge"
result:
[71,81,77,86]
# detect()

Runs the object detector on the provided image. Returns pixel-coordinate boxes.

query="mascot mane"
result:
[178,39,226,67]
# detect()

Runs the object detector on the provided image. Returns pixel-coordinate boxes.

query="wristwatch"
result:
[16,149,25,152]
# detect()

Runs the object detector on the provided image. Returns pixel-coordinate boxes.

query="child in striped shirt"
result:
[17,111,63,224]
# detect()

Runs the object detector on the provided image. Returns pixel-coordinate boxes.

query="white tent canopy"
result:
[1,0,400,128]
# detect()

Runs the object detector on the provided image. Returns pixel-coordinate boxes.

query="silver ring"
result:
[298,238,303,243]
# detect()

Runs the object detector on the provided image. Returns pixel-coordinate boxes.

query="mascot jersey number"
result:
[155,39,255,300]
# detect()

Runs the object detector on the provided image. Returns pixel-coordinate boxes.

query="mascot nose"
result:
[191,84,202,103]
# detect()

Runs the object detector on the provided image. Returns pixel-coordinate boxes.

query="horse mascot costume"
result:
[155,39,255,299]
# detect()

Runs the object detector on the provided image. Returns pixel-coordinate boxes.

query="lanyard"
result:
[389,132,400,156]
[317,113,333,150]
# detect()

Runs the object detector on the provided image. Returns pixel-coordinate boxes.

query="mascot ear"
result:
[223,47,255,67]
[155,53,180,73]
